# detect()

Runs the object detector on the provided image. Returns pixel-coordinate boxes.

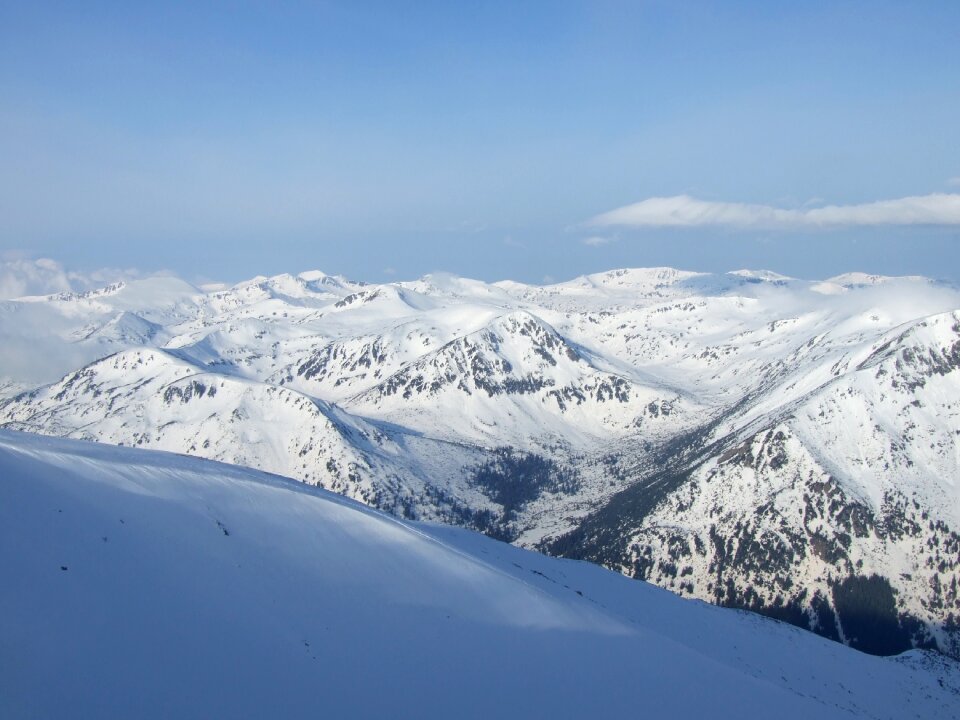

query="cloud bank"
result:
[0,257,145,300]
[589,193,960,229]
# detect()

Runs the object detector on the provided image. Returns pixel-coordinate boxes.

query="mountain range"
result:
[2,266,959,657]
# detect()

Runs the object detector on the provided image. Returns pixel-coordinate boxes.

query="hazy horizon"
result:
[2,2,959,285]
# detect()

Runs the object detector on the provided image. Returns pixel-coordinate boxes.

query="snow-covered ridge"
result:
[2,429,958,719]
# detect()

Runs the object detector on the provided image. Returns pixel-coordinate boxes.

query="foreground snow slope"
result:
[1,430,958,719]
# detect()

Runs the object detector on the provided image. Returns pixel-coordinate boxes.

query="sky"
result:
[1,1,959,288]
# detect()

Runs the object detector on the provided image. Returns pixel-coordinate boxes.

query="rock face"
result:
[2,267,960,656]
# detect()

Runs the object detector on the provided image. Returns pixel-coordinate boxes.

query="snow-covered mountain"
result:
[3,429,959,719]
[2,266,960,657]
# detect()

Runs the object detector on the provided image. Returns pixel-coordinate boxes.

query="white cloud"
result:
[948,177,960,187]
[582,235,616,247]
[0,258,72,299]
[588,193,960,229]
[0,257,145,300]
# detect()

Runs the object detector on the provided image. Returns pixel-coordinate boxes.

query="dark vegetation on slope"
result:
[831,575,912,655]
[464,448,581,542]
[542,419,724,566]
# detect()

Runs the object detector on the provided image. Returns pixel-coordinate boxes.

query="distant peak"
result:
[825,272,931,287]
[297,270,330,282]
[571,267,703,289]
[728,269,793,282]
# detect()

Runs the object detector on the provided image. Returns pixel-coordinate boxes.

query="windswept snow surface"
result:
[1,430,958,719]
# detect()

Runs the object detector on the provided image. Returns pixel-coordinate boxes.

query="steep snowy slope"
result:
[547,308,960,655]
[2,430,958,719]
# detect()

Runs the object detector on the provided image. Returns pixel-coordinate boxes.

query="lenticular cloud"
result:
[589,193,960,229]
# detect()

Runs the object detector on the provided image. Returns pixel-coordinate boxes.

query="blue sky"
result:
[1,1,959,285]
